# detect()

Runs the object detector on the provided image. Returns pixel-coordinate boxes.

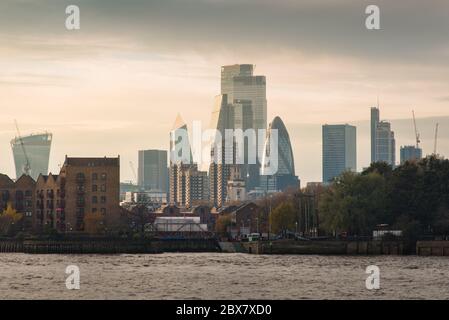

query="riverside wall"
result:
[0,238,220,254]
[243,240,405,255]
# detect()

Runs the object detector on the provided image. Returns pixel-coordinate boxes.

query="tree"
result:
[319,171,388,236]
[362,162,393,178]
[215,214,234,236]
[270,202,296,235]
[0,202,23,236]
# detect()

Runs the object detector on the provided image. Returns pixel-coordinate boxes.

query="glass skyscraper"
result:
[219,64,267,191]
[371,107,396,167]
[11,132,52,181]
[138,149,168,192]
[221,64,267,132]
[400,145,423,164]
[322,124,357,183]
[260,116,299,192]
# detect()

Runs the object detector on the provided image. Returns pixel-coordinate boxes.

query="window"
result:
[100,196,106,204]
[100,184,106,192]
[76,173,85,180]
[92,173,98,180]
[92,185,98,192]
[92,196,98,204]
[25,190,32,197]
[100,208,106,215]
[101,173,107,180]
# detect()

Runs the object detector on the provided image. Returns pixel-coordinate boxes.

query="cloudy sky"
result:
[0,0,448,184]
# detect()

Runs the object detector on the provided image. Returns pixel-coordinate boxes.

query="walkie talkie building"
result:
[10,132,52,181]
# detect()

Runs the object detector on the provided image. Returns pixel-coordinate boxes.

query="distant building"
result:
[371,107,396,167]
[170,163,208,208]
[169,114,193,205]
[138,149,168,193]
[371,107,380,164]
[221,64,267,132]
[11,132,52,181]
[123,190,167,206]
[260,116,300,192]
[209,94,235,208]
[400,145,423,164]
[219,65,267,192]
[226,166,247,203]
[376,121,396,166]
[322,124,357,182]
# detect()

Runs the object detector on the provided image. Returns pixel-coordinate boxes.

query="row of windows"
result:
[76,185,107,192]
[76,173,108,180]
[1,190,33,198]
[92,196,107,204]
[75,207,107,215]
[37,208,107,215]
[92,185,107,192]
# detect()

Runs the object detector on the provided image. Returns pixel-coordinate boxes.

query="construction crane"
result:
[129,161,138,185]
[14,120,31,176]
[434,123,439,156]
[412,110,421,149]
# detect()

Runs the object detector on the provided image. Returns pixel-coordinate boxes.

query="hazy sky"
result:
[1,0,448,184]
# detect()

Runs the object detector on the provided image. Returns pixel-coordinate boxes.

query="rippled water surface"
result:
[1,253,448,300]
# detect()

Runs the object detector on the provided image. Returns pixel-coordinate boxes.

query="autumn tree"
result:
[270,202,296,235]
[215,214,234,236]
[0,202,23,236]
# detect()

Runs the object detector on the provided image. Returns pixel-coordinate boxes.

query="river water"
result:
[0,253,448,300]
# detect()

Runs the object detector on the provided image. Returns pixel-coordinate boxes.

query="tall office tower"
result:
[137,150,168,192]
[322,124,357,183]
[400,145,423,164]
[371,107,396,167]
[11,132,52,181]
[169,114,192,165]
[209,95,235,208]
[260,116,300,192]
[169,114,194,205]
[232,99,259,191]
[371,107,380,163]
[220,64,267,191]
[376,121,396,167]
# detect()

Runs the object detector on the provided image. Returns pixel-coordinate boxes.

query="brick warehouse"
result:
[0,174,35,230]
[0,156,121,234]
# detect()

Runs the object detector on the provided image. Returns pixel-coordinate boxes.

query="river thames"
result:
[0,253,448,300]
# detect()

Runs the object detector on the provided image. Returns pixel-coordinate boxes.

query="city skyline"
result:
[1,0,449,184]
